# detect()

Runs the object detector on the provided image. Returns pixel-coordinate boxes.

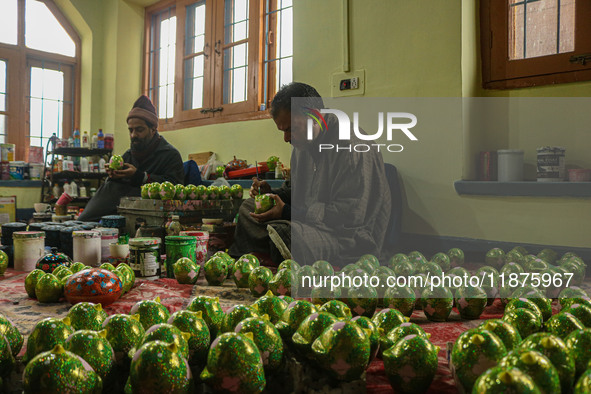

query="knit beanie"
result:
[127,95,159,127]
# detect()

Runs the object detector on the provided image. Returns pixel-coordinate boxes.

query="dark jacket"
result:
[78,136,184,221]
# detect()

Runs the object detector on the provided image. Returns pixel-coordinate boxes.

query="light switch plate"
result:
[331,69,365,97]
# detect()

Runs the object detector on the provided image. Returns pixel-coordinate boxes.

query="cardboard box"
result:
[189,151,214,165]
[0,196,16,223]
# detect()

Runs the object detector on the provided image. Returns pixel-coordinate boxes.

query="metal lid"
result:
[60,226,84,234]
[13,231,45,239]
[94,227,119,236]
[497,149,524,154]
[165,236,197,243]
[129,237,161,246]
[101,215,126,220]
[41,225,65,231]
[72,230,101,238]
[537,146,565,152]
[2,222,27,229]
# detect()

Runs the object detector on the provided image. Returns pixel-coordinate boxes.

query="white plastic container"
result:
[94,227,119,262]
[8,161,26,180]
[497,149,524,182]
[29,163,44,180]
[13,231,45,271]
[537,146,566,182]
[73,230,101,266]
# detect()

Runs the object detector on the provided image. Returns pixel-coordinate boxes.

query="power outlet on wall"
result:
[331,69,365,97]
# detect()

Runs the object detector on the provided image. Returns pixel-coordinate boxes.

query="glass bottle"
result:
[166,215,182,236]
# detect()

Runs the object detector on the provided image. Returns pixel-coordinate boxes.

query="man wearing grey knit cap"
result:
[78,95,184,221]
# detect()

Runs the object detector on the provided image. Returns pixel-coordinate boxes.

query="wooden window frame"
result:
[0,0,80,160]
[481,0,591,89]
[145,0,280,131]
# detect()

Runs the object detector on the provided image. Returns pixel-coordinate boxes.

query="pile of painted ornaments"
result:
[24,251,135,304]
[1,293,440,393]
[451,285,591,393]
[140,182,243,201]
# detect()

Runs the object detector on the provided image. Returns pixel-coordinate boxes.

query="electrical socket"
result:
[351,77,359,89]
[331,70,365,97]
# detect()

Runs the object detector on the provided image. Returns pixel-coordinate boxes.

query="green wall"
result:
[57,0,590,249]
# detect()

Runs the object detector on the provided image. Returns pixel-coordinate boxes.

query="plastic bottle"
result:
[70,181,78,198]
[63,182,71,196]
[97,129,105,149]
[79,185,87,198]
[275,161,283,179]
[91,132,98,149]
[73,129,80,147]
[52,184,61,199]
[68,137,74,148]
[98,157,106,173]
[166,215,182,236]
[82,131,89,148]
[80,157,89,172]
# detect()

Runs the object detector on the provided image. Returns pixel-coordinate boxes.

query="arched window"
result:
[0,0,79,160]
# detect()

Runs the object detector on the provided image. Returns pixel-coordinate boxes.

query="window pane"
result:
[184,56,204,110]
[223,44,248,104]
[29,67,64,144]
[224,0,249,44]
[0,60,6,112]
[0,0,18,45]
[0,114,6,144]
[157,15,176,119]
[279,6,293,58]
[186,2,206,55]
[509,0,575,60]
[278,57,292,91]
[264,0,293,100]
[25,0,76,57]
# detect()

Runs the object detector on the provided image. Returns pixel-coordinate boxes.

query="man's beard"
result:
[131,139,149,151]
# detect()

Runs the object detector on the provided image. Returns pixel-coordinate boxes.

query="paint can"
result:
[13,231,45,271]
[165,236,197,279]
[129,237,162,279]
[72,230,101,267]
[497,149,524,182]
[537,146,566,182]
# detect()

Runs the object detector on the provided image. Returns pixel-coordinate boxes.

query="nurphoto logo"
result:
[306,108,418,153]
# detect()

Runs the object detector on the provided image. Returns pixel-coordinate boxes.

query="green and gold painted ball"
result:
[566,328,591,377]
[383,285,416,317]
[65,330,115,383]
[451,328,507,392]
[70,261,86,274]
[24,269,45,298]
[371,308,408,337]
[148,182,161,199]
[311,320,371,382]
[455,286,487,320]
[498,348,560,394]
[130,341,193,393]
[383,334,439,394]
[0,314,23,357]
[25,317,74,363]
[292,312,339,359]
[248,266,273,297]
[505,298,543,324]
[23,344,102,394]
[269,268,292,297]
[200,332,265,394]
[346,286,378,318]
[503,308,542,339]
[136,323,190,360]
[350,316,380,361]
[478,319,522,351]
[575,368,591,394]
[472,366,541,394]
[204,256,228,286]
[101,314,145,360]
[233,255,259,288]
[173,257,200,285]
[421,286,454,322]
[388,253,409,270]
[35,273,62,303]
[380,321,430,355]
[312,260,335,276]
[221,305,259,333]
[159,181,175,200]
[252,291,288,324]
[485,248,506,269]
[545,312,584,340]
[67,302,108,331]
[318,300,352,321]
[235,316,284,372]
[447,247,464,267]
[431,252,451,271]
[0,334,14,379]
[186,296,224,338]
[129,297,170,330]
[565,303,591,328]
[277,259,299,272]
[0,250,8,275]
[167,310,210,365]
[520,333,575,393]
[276,300,317,341]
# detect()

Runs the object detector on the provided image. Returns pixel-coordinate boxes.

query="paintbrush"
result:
[255,161,260,180]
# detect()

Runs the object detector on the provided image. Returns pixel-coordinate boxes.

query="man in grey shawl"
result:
[229,82,391,267]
